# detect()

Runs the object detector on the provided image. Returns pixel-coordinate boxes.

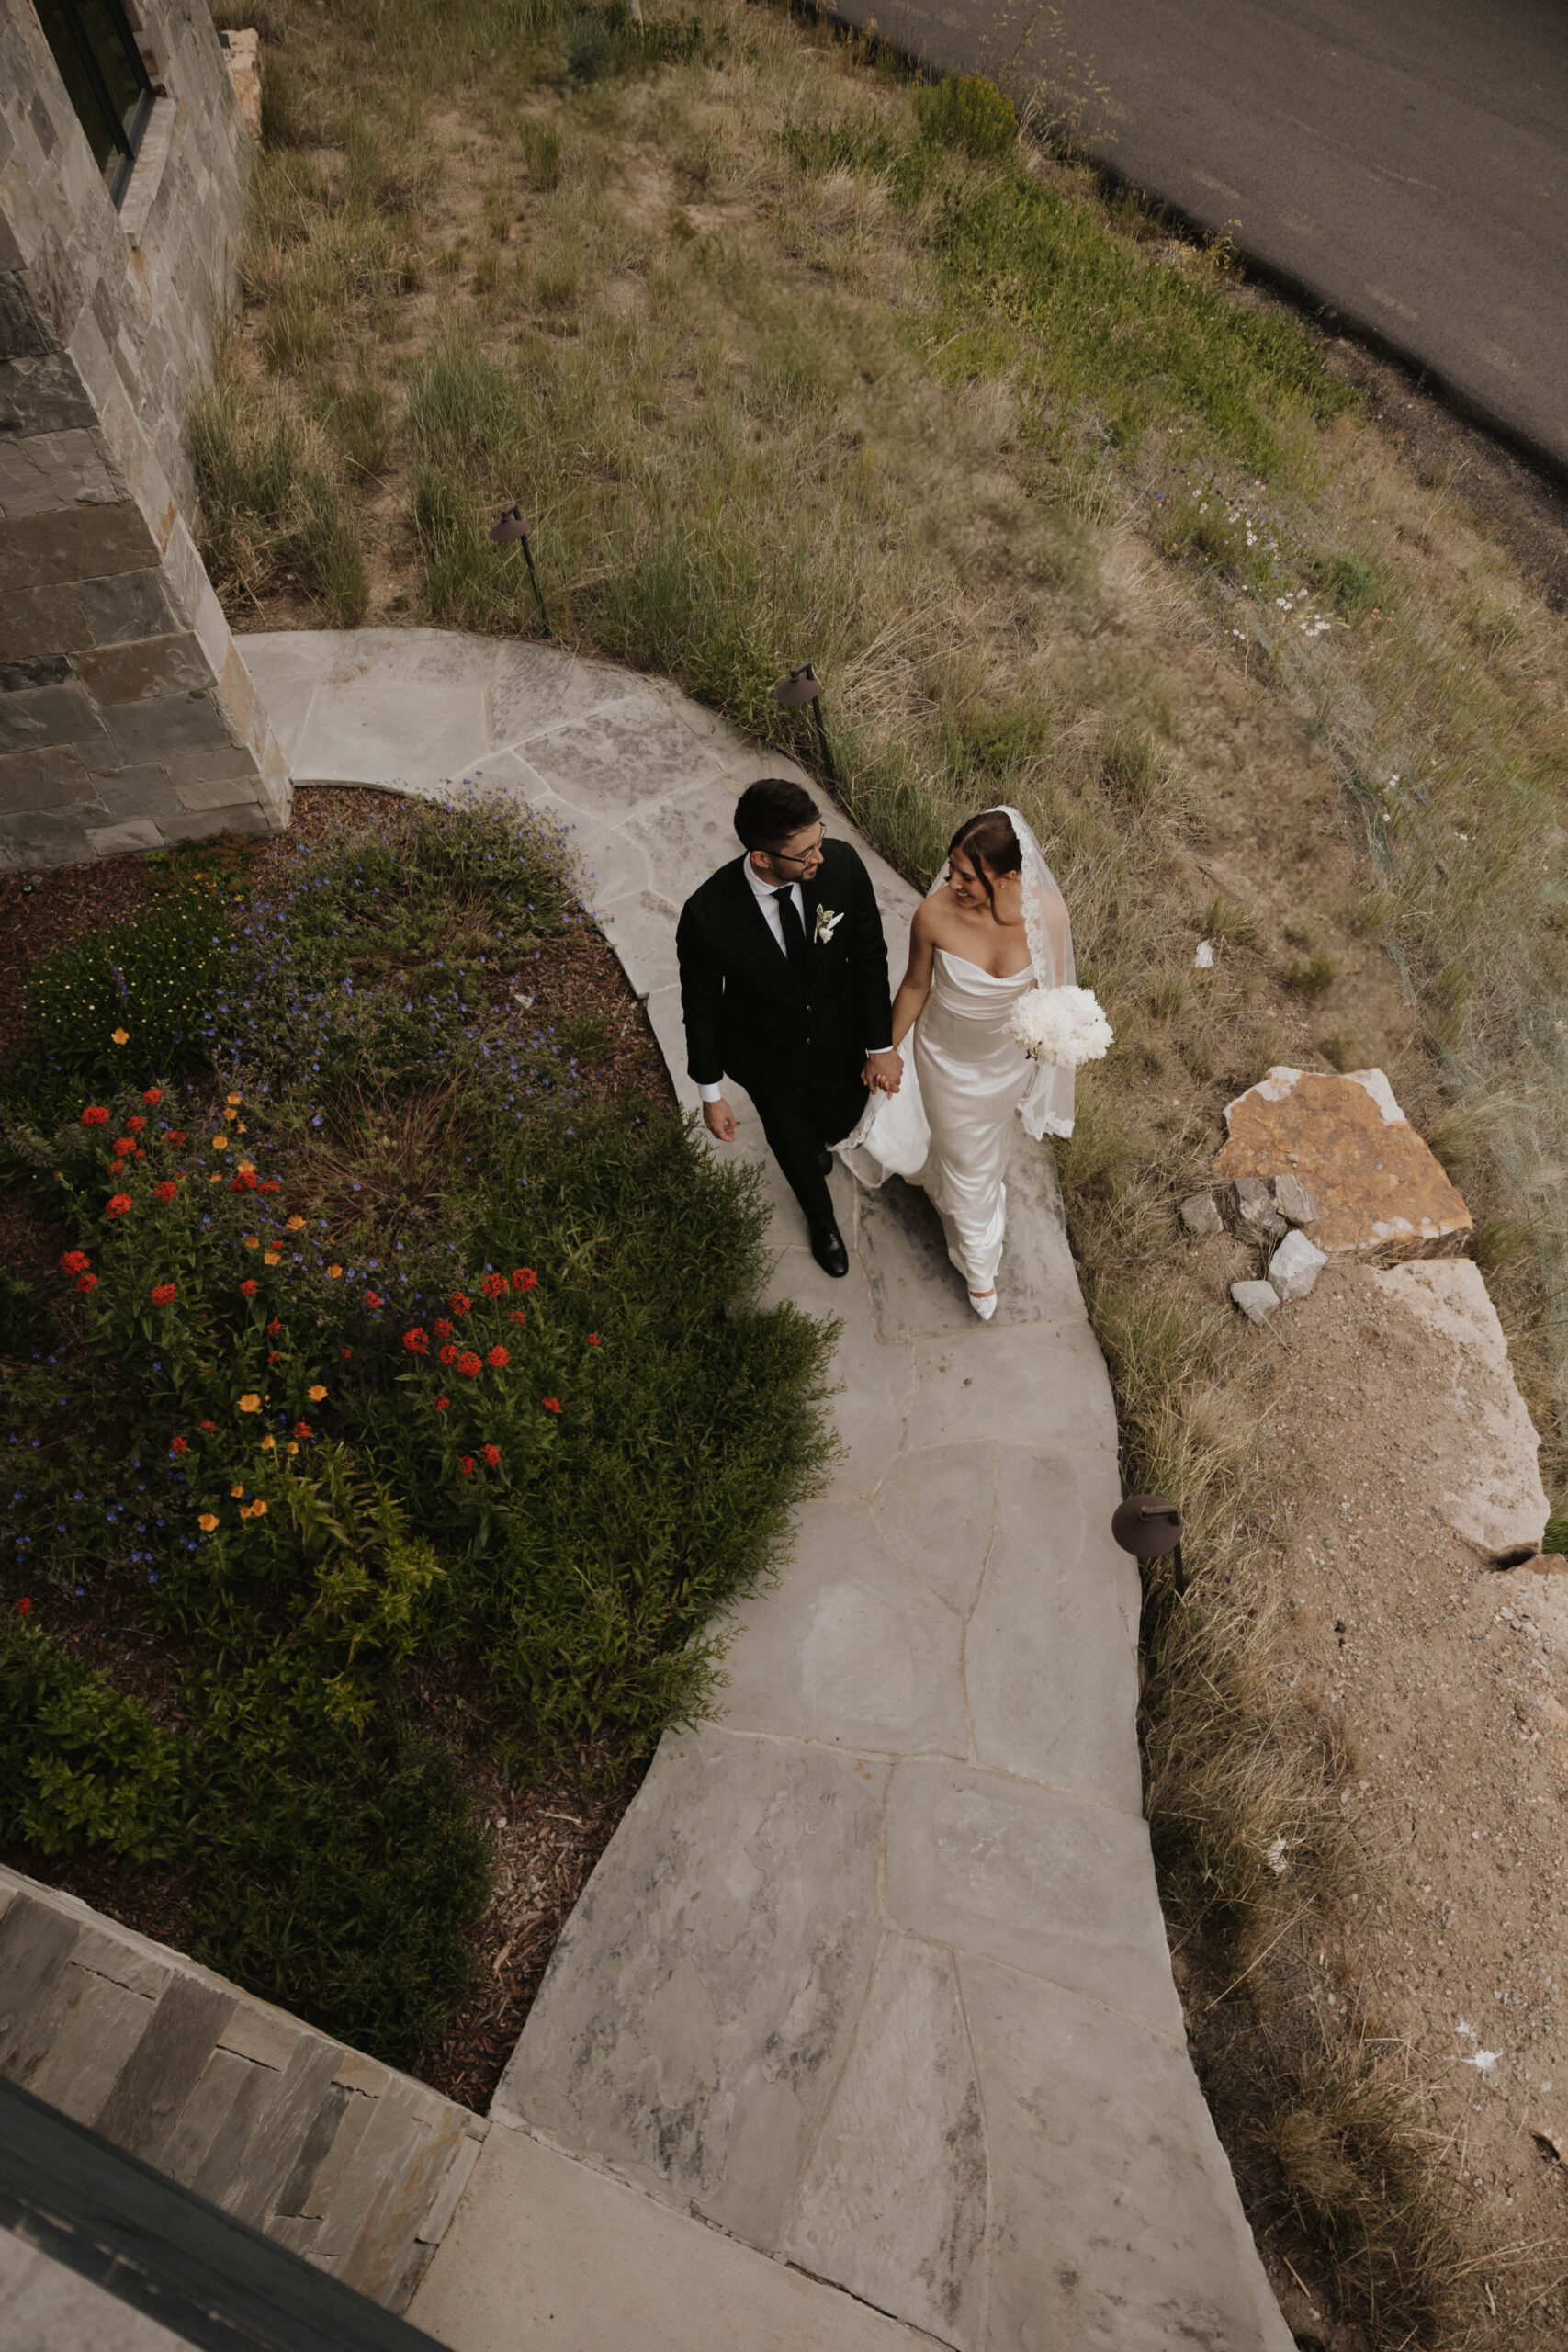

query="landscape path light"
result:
[1111,1491,1186,1597]
[773,662,838,786]
[489,504,552,636]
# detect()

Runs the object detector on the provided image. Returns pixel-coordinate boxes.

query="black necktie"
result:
[773,887,810,987]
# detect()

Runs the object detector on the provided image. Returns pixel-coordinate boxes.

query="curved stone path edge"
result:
[242,628,1293,2352]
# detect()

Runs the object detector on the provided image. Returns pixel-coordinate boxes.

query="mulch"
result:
[2,790,672,2109]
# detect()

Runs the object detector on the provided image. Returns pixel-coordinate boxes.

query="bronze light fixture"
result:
[1111,1493,1186,1596]
[489,505,552,636]
[773,662,838,785]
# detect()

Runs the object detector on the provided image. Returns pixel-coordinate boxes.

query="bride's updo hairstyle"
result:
[946,809,1021,910]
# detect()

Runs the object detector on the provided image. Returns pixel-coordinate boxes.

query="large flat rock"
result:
[1215,1065,1472,1260]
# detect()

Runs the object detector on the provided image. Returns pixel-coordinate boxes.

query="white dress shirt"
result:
[699,857,889,1102]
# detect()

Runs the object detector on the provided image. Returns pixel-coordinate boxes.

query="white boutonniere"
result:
[813,906,844,945]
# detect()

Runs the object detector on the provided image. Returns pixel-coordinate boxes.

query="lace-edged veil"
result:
[930,804,1077,1140]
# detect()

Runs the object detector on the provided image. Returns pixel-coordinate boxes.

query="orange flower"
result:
[307,1383,327,1402]
[249,1498,268,1517]
[110,1026,129,1046]
[286,1441,299,1456]
[231,1484,245,1498]
[260,1435,276,1452]
[227,1093,243,1107]
[286,1215,305,1231]
[209,1173,223,1186]
[238,1393,261,1412]
[198,1512,219,1532]
[211,1134,229,1151]
[326,1264,343,1280]
[264,1251,280,1266]
[243,1235,259,1250]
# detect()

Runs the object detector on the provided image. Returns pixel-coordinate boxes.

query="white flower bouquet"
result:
[1009,983,1113,1069]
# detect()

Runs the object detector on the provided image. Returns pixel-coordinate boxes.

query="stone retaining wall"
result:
[0,0,291,869]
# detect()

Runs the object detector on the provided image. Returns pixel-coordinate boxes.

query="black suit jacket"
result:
[676,840,893,1099]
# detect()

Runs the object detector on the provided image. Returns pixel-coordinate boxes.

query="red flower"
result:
[403,1328,430,1354]
[485,1344,510,1369]
[482,1442,501,1468]
[433,1318,453,1340]
[127,1115,146,1132]
[258,1179,280,1194]
[142,1087,164,1106]
[240,1278,258,1297]
[456,1351,482,1379]
[587,1332,600,1346]
[508,1309,526,1324]
[200,1419,215,1432]
[267,1318,282,1337]
[15,1597,29,1616]
[542,1396,560,1415]
[267,1350,280,1365]
[433,1395,449,1413]
[106,1193,132,1218]
[364,1291,382,1310]
[60,1250,91,1276]
[512,1268,537,1293]
[458,1454,475,1476]
[75,1273,98,1295]
[171,1435,188,1455]
[151,1282,176,1306]
[230,1170,258,1193]
[340,1346,352,1358]
[449,1291,472,1317]
[295,1420,312,1439]
[439,1342,457,1365]
[81,1105,108,1126]
[167,1130,187,1147]
[481,1272,508,1299]
[152,1179,177,1204]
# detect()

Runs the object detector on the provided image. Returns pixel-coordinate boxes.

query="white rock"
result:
[1271,1171,1317,1227]
[1179,1193,1223,1237]
[1370,1259,1550,1556]
[1230,1280,1280,1325]
[1194,940,1214,968]
[1269,1229,1327,1301]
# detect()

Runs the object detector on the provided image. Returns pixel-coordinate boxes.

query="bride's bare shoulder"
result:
[910,896,946,942]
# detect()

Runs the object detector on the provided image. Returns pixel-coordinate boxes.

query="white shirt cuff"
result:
[864,1045,892,1057]
[698,1081,723,1103]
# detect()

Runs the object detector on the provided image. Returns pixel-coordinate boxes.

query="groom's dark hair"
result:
[735,777,819,853]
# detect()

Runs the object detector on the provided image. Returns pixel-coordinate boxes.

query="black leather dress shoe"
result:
[817,1147,833,1174]
[809,1216,849,1278]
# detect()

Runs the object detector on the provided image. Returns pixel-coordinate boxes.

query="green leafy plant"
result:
[0,1618,186,1863]
[25,894,225,1086]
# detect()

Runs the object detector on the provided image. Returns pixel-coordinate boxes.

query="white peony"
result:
[1009,983,1113,1069]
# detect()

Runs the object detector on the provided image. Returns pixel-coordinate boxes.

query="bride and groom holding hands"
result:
[676,776,1086,1318]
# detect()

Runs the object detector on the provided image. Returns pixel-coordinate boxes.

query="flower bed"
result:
[0,791,835,2084]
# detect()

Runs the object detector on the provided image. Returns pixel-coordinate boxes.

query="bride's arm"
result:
[889,905,938,1048]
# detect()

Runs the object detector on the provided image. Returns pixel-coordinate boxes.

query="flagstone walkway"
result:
[244,628,1292,2350]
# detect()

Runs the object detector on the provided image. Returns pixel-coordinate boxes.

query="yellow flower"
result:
[326,1264,343,1280]
[286,1215,305,1231]
[250,1498,268,1517]
[111,1027,129,1046]
[263,1251,280,1266]
[227,1093,242,1107]
[243,1235,259,1250]
[197,1512,219,1532]
[237,1159,255,1174]
[231,1483,245,1498]
[237,1123,248,1135]
[223,1108,237,1124]
[308,1383,328,1402]
[238,1393,260,1413]
[209,1173,223,1186]
[260,1435,276,1452]
[286,1442,299,1456]
[211,1135,229,1152]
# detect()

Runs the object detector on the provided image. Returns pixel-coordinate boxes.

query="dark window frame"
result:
[33,0,156,209]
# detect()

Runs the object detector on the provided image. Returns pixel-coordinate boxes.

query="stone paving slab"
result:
[0,1871,484,2318]
[247,628,1294,2351]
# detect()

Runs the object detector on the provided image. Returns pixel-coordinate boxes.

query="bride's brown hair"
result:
[946,809,1021,910]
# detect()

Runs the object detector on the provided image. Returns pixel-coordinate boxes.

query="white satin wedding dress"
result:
[837,806,1077,1301]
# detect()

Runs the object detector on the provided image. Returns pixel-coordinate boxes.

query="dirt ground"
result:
[1192,1248,1568,2338]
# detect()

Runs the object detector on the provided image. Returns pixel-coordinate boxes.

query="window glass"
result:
[31,0,152,200]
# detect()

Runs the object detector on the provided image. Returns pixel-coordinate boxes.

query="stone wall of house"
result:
[0,0,292,868]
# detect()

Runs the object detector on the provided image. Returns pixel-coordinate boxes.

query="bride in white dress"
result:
[838,806,1077,1319]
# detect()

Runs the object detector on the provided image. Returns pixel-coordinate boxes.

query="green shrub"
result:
[915,74,1017,161]
[25,893,225,1086]
[0,1619,186,1863]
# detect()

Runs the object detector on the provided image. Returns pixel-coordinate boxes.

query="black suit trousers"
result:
[743,1064,867,1230]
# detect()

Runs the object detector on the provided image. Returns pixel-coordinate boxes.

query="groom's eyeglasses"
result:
[767,831,828,868]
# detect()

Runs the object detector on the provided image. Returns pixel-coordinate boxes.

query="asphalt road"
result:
[845,0,1568,473]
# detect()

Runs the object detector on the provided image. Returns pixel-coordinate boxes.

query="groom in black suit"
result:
[676,777,901,1276]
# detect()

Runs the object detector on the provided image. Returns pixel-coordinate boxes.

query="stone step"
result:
[0,1868,485,2318]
